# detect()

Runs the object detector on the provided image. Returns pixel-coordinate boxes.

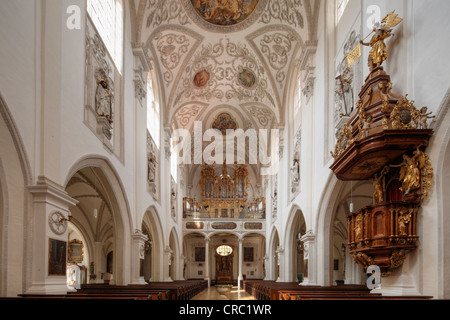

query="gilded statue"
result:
[398,211,411,236]
[354,215,363,240]
[391,147,427,195]
[372,166,389,204]
[360,11,403,71]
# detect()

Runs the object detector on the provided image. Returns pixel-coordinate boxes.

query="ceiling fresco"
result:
[190,0,260,26]
[131,0,321,130]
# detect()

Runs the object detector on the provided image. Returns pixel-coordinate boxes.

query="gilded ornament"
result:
[390,95,420,130]
[389,250,407,270]
[351,252,374,270]
[397,208,412,236]
[359,11,403,70]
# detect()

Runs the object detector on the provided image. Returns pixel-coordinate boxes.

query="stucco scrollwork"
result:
[174,38,276,109]
[259,0,305,28]
[154,32,191,85]
[146,0,190,28]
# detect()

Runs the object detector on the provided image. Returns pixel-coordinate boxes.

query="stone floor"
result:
[192,286,256,300]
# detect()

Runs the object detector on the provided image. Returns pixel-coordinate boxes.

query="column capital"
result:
[28,176,78,209]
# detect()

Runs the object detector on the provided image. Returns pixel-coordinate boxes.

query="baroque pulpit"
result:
[330,11,434,276]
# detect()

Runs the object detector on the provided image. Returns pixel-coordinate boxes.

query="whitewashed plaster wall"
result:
[0,0,170,293]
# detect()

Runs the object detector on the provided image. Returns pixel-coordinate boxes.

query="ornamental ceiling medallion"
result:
[212,113,238,134]
[183,0,266,33]
[194,69,210,87]
[238,68,257,88]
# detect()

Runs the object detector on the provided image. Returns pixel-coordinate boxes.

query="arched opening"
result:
[183,232,206,281]
[141,207,164,282]
[0,94,32,297]
[269,228,280,281]
[206,233,239,285]
[64,158,132,285]
[330,180,373,285]
[241,233,266,281]
[66,222,91,288]
[285,209,307,282]
[168,229,180,281]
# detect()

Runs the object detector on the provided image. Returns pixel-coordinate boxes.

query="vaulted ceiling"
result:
[130,0,321,131]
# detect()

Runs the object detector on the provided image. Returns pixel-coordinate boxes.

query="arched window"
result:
[147,70,160,149]
[87,0,124,73]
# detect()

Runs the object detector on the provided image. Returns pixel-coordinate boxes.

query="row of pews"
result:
[243,280,433,300]
[17,280,208,301]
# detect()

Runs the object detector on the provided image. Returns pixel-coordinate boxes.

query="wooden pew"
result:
[243,280,433,301]
[17,279,207,301]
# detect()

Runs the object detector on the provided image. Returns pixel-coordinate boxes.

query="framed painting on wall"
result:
[244,247,254,262]
[48,238,67,276]
[195,247,205,262]
[68,239,84,263]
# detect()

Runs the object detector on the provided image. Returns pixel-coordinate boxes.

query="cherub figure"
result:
[418,107,435,129]
[359,115,375,139]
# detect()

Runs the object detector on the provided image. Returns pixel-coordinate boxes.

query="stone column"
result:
[164,246,174,281]
[205,238,210,287]
[26,177,78,294]
[131,229,148,284]
[275,246,284,282]
[299,231,316,286]
[93,241,104,283]
[238,238,243,289]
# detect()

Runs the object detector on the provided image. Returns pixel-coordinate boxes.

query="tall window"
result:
[147,72,160,149]
[87,0,124,73]
[337,0,350,22]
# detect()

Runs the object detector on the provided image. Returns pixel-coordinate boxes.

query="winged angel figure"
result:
[391,147,427,195]
[360,11,403,70]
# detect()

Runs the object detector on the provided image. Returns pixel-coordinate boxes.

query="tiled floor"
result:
[192,286,256,300]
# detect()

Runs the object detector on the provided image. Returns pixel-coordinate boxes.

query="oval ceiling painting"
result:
[190,0,260,26]
[238,68,256,88]
[194,69,210,87]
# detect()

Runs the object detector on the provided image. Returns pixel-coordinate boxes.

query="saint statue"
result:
[360,11,403,71]
[147,154,156,183]
[291,157,300,183]
[95,70,113,124]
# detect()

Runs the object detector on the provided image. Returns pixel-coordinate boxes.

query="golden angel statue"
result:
[391,147,427,195]
[360,11,403,71]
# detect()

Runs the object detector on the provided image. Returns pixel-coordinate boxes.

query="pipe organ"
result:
[183,163,265,219]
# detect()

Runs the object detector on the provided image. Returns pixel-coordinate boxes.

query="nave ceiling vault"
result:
[130,0,321,130]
